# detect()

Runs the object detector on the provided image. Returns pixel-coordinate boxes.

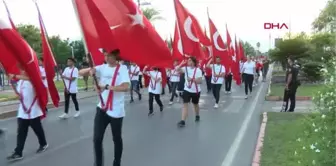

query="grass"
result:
[54,77,93,91]
[0,94,18,102]
[269,84,324,97]
[260,112,307,166]
[272,70,286,76]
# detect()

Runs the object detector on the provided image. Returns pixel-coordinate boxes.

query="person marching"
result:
[262,58,269,82]
[7,65,48,161]
[129,62,142,103]
[79,49,130,166]
[206,56,225,108]
[242,56,256,99]
[38,57,48,113]
[239,58,245,85]
[59,58,80,119]
[255,59,262,86]
[143,66,164,116]
[203,61,212,93]
[81,57,90,91]
[169,60,180,105]
[224,67,233,94]
[176,57,203,127]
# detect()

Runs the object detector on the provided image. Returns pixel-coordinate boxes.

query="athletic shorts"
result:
[182,90,201,104]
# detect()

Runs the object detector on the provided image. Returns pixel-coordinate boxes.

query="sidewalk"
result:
[262,100,314,113]
[0,90,97,119]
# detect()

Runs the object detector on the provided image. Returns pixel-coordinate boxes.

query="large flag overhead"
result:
[173,0,208,60]
[35,1,60,107]
[226,26,241,85]
[75,0,173,68]
[0,15,48,113]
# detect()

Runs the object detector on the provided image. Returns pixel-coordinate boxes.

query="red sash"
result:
[19,81,37,119]
[213,65,222,83]
[187,68,198,93]
[149,71,159,90]
[129,66,137,80]
[102,65,120,111]
[66,67,75,93]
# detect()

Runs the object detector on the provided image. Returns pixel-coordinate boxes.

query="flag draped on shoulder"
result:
[0,14,48,114]
[35,2,60,107]
[75,0,172,68]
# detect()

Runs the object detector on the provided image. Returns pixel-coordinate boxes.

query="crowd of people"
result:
[0,49,271,166]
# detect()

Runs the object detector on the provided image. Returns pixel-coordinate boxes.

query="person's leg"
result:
[154,94,163,112]
[30,117,48,152]
[148,93,154,115]
[138,75,143,89]
[244,74,249,96]
[206,76,211,92]
[178,91,191,127]
[63,92,71,114]
[215,84,222,104]
[225,76,229,92]
[13,118,29,157]
[248,75,253,94]
[228,74,232,92]
[93,108,110,166]
[84,76,88,90]
[169,82,177,102]
[109,117,124,166]
[192,92,201,121]
[167,78,172,93]
[211,83,216,99]
[70,93,80,111]
[130,81,135,102]
[134,81,141,100]
[288,89,297,112]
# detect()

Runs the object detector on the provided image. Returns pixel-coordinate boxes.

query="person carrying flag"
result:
[129,62,142,103]
[206,56,225,108]
[38,57,48,113]
[79,49,130,166]
[6,64,48,161]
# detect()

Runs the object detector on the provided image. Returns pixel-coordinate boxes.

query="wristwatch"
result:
[105,84,109,90]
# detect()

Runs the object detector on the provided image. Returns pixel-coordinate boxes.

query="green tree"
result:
[17,24,42,54]
[312,0,336,32]
[48,36,72,64]
[69,40,86,62]
[242,41,256,56]
[142,7,164,22]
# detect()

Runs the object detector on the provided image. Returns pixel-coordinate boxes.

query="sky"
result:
[0,0,328,52]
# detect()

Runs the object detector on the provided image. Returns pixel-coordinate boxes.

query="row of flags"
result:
[0,0,248,113]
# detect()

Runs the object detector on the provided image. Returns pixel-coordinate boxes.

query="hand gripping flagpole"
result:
[87,53,105,107]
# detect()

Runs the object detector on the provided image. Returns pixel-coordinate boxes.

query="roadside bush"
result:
[292,57,336,166]
[301,62,324,82]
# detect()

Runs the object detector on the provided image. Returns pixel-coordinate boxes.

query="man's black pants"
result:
[170,82,179,102]
[212,84,222,104]
[130,80,141,100]
[225,74,233,92]
[64,92,79,113]
[138,75,143,89]
[205,75,212,92]
[149,92,163,112]
[244,74,254,95]
[283,88,297,112]
[15,117,47,155]
[93,108,123,166]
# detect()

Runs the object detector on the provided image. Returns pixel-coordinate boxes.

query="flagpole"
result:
[71,0,89,55]
[206,7,215,72]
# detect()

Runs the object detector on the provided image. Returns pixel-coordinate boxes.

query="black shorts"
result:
[182,90,201,104]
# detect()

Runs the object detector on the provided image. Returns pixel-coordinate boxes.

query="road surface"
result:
[0,80,270,166]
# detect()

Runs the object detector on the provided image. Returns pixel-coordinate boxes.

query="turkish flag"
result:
[174,0,207,60]
[0,17,48,115]
[76,0,173,67]
[172,22,184,61]
[239,40,246,61]
[226,27,241,85]
[208,18,230,71]
[36,2,60,107]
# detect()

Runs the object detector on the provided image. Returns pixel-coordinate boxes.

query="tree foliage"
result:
[16,24,85,64]
[312,0,336,32]
[242,41,256,56]
[142,7,164,22]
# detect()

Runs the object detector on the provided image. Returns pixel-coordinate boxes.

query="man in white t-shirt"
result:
[59,58,80,119]
[79,49,130,166]
[129,62,142,103]
[176,57,203,128]
[242,56,256,99]
[169,60,180,104]
[38,57,49,113]
[6,65,48,161]
[206,56,225,108]
[143,66,164,116]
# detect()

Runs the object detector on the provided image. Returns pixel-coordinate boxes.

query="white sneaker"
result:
[176,98,180,102]
[74,111,80,118]
[214,104,219,108]
[245,95,248,99]
[169,101,173,105]
[228,91,232,94]
[59,113,69,119]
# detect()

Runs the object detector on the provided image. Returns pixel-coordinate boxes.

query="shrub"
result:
[301,62,324,81]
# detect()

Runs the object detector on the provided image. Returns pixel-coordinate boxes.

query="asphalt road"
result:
[0,78,270,166]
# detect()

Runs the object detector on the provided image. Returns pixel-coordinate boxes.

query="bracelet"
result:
[105,84,109,90]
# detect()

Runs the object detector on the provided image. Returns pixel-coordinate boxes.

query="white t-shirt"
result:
[129,65,140,81]
[183,67,202,93]
[16,80,43,119]
[95,64,130,118]
[39,66,48,87]
[243,61,256,75]
[62,67,79,93]
[166,69,171,77]
[239,61,244,73]
[170,66,180,82]
[145,70,162,94]
[209,64,225,84]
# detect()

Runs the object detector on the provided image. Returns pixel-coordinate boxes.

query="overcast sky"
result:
[0,0,328,52]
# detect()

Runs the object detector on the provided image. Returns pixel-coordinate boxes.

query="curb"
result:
[252,112,268,166]
[265,96,312,101]
[0,95,96,120]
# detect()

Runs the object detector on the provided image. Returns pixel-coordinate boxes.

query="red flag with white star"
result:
[76,0,173,68]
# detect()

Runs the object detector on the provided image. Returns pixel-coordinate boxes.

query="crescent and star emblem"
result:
[212,32,226,51]
[183,16,199,42]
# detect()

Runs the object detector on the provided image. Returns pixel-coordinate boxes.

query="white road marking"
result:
[220,78,265,166]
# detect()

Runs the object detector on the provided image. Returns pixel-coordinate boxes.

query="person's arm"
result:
[220,66,226,77]
[194,69,203,84]
[176,60,186,73]
[206,58,212,68]
[8,74,29,80]
[79,67,91,76]
[155,72,162,82]
[109,66,130,92]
